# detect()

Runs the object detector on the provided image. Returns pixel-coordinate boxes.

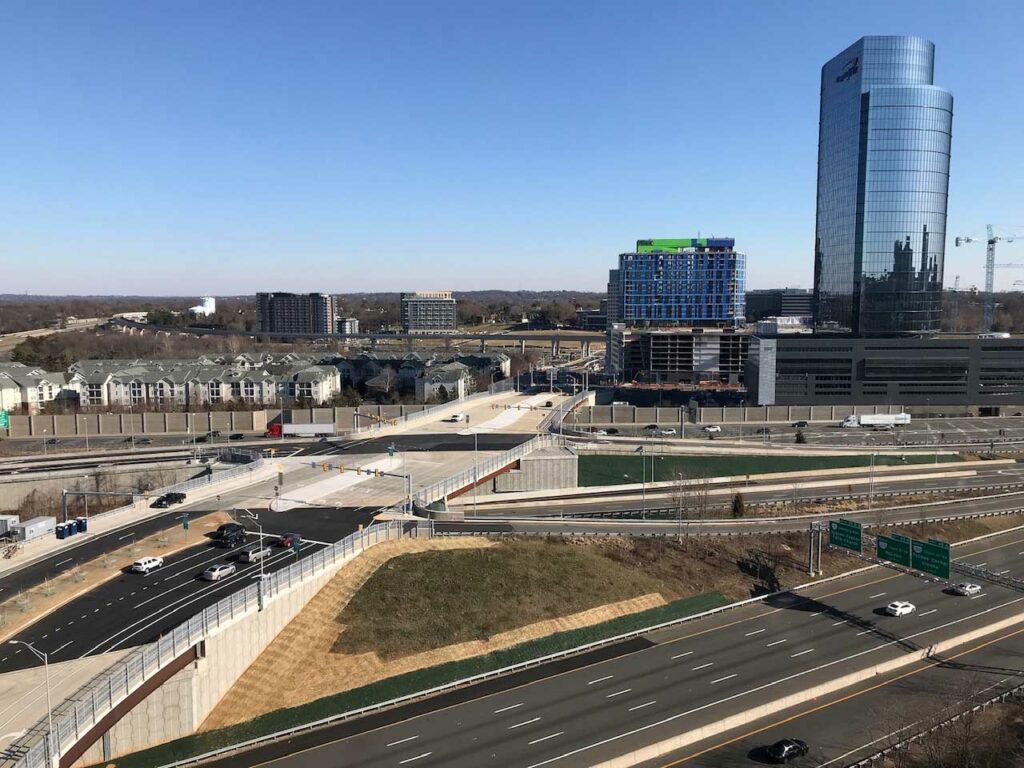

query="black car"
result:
[207,430,222,438]
[150,495,170,508]
[214,522,245,540]
[792,420,808,428]
[194,435,208,444]
[216,530,247,548]
[229,433,244,441]
[765,738,809,763]
[605,427,620,435]
[165,492,186,504]
[46,438,60,445]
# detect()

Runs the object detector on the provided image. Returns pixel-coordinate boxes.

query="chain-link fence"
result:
[6,519,431,768]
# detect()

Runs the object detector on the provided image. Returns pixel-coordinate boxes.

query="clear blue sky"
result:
[3,0,1023,296]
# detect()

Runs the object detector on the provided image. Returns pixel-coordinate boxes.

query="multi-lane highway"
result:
[189,529,1024,768]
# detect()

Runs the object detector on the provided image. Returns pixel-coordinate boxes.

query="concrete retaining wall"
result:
[0,464,203,510]
[74,549,362,765]
[494,448,578,493]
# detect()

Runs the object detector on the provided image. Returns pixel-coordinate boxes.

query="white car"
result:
[885,600,916,617]
[591,429,608,436]
[952,582,982,597]
[130,556,164,574]
[445,413,467,423]
[703,425,722,434]
[238,546,273,564]
[653,428,677,436]
[201,563,237,581]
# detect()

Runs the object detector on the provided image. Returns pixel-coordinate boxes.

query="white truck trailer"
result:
[841,413,911,428]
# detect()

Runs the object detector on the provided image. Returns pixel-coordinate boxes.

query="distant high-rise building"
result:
[814,36,953,335]
[256,292,336,335]
[336,317,360,335]
[400,291,457,334]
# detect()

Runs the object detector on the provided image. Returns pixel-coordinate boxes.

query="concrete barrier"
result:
[589,610,1024,768]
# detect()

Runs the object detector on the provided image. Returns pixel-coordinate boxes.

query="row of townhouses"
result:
[0,352,510,414]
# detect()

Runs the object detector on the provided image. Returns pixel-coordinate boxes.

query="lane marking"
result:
[398,753,432,765]
[629,701,657,712]
[791,649,814,658]
[745,629,765,636]
[606,688,632,699]
[766,639,788,647]
[54,558,72,567]
[856,630,873,636]
[386,736,419,747]
[52,641,72,654]
[919,609,937,617]
[971,593,988,600]
[587,675,613,685]
[831,621,846,626]
[529,732,564,746]
[670,651,694,660]
[509,717,541,729]
[710,674,738,685]
[868,592,887,599]
[692,663,714,671]
[494,703,523,714]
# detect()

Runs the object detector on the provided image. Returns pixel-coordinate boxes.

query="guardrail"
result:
[414,434,564,507]
[5,519,430,768]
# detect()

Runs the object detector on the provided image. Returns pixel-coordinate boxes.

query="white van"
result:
[239,545,273,563]
[130,556,164,574]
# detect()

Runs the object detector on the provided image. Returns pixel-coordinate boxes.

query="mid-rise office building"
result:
[609,324,749,385]
[256,292,336,335]
[610,238,745,328]
[336,317,360,335]
[400,291,457,334]
[814,36,953,335]
[746,289,813,321]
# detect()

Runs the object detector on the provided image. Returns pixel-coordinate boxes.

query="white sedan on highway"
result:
[885,600,916,617]
[952,582,982,597]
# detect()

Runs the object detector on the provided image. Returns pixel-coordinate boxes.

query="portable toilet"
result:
[76,516,88,533]
[56,523,67,540]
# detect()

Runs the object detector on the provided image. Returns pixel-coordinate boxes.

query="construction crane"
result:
[955,225,1020,331]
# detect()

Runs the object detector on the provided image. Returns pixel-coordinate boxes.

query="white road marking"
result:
[996,569,1011,575]
[971,593,988,600]
[856,630,872,636]
[529,732,564,745]
[386,736,419,747]
[791,649,815,658]
[54,558,72,567]
[52,641,72,654]
[398,753,432,765]
[975,562,988,567]
[766,639,788,647]
[670,651,694,660]
[494,703,523,714]
[628,701,656,712]
[809,611,823,617]
[919,609,937,617]
[605,688,632,699]
[869,592,887,599]
[745,629,765,636]
[587,675,613,685]
[711,674,738,685]
[509,717,542,729]
[831,620,846,626]
[692,663,714,671]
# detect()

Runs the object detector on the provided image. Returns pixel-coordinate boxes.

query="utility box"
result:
[13,516,57,543]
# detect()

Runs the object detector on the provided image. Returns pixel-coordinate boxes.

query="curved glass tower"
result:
[813,36,953,335]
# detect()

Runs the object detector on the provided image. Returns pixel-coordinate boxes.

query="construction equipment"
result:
[955,225,1020,331]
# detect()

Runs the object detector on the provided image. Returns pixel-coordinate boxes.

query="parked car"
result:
[277,532,301,548]
[764,738,809,763]
[952,582,982,597]
[194,435,208,443]
[792,420,809,428]
[238,545,273,563]
[885,600,916,617]
[702,425,722,434]
[130,556,164,574]
[229,433,245,441]
[201,563,237,581]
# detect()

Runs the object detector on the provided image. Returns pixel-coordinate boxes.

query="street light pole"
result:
[868,452,877,510]
[9,640,56,768]
[240,509,266,609]
[82,415,89,451]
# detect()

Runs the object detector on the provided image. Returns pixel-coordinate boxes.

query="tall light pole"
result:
[239,509,266,610]
[9,640,56,768]
[81,415,90,451]
[472,428,480,517]
[128,403,136,450]
[868,452,877,510]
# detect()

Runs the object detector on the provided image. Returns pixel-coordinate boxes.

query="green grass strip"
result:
[96,591,728,768]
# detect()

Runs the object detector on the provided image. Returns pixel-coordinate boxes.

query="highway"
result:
[195,530,1024,768]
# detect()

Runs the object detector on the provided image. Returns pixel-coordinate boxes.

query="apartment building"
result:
[400,291,457,333]
[256,292,337,335]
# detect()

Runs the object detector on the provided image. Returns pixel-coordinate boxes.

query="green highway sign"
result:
[876,534,911,568]
[829,519,862,553]
[912,539,950,580]
[0,409,8,429]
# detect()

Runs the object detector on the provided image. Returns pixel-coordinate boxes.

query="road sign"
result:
[0,409,8,429]
[828,519,862,553]
[876,534,911,567]
[181,513,189,531]
[912,539,950,580]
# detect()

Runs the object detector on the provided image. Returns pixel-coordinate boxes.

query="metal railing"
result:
[414,434,564,507]
[5,519,431,768]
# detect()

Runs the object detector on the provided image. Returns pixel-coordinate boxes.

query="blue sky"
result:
[3,0,1023,295]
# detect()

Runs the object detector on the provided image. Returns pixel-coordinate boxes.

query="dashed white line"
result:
[54,558,72,567]
[606,688,632,699]
[809,611,823,617]
[529,732,564,745]
[692,663,714,671]
[628,701,657,712]
[869,592,887,599]
[52,641,72,654]
[919,609,937,617]
[386,736,419,747]
[996,569,1011,575]
[587,675,614,685]
[856,630,873,636]
[494,703,524,714]
[766,639,788,647]
[745,629,765,636]
[971,593,988,600]
[670,651,694,660]
[831,620,846,626]
[509,717,542,730]
[975,562,988,567]
[398,753,432,765]
[791,649,815,658]
[711,674,738,684]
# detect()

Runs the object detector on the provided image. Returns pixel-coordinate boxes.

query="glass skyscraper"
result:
[813,36,953,335]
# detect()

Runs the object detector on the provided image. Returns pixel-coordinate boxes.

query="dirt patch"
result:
[879,513,1024,543]
[0,510,233,643]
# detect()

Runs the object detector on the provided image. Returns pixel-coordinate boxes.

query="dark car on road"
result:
[150,492,186,508]
[277,532,301,548]
[206,430,222,438]
[765,738,809,763]
[792,420,808,428]
[46,438,60,445]
[229,433,245,441]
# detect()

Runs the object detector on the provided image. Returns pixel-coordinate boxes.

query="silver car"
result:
[239,546,273,563]
[201,563,237,581]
